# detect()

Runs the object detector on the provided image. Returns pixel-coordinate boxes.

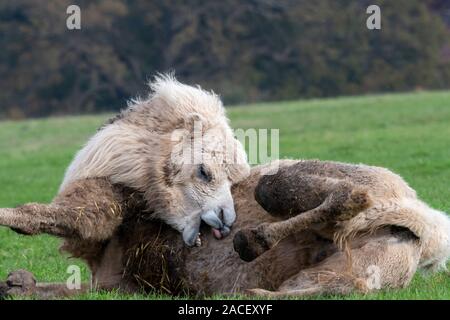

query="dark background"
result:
[1,0,450,119]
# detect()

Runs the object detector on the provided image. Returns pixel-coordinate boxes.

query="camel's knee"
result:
[324,182,372,220]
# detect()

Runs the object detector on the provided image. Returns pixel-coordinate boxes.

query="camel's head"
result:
[141,75,250,246]
[163,114,249,246]
[60,75,249,247]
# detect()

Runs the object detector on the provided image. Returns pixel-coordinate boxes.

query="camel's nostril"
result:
[201,210,223,230]
[218,208,224,221]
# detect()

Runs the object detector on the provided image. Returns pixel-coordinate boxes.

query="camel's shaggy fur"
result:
[0,75,250,248]
[1,159,450,298]
[235,160,450,273]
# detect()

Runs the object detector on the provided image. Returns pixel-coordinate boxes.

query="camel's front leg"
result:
[0,201,121,241]
[0,178,133,241]
[0,205,71,237]
[234,178,372,262]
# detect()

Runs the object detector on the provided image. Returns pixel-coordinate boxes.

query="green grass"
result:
[1,90,450,299]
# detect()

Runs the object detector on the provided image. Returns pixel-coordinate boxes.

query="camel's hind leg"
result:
[234,176,371,262]
[0,236,138,299]
[0,178,137,241]
[245,228,421,298]
[0,270,90,299]
[0,269,134,299]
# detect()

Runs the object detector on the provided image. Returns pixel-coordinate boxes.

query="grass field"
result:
[1,90,450,299]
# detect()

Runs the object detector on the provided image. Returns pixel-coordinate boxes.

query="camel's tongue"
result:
[212,228,223,239]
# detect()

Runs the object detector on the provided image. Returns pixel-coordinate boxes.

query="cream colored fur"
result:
[60,74,250,243]
[336,178,450,272]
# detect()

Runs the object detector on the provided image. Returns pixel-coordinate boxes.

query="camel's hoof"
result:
[233,227,271,262]
[5,270,37,296]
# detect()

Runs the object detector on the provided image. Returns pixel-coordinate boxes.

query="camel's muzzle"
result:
[201,206,235,239]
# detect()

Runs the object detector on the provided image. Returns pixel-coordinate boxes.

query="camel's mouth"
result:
[201,209,233,240]
[212,226,231,240]
[212,228,222,239]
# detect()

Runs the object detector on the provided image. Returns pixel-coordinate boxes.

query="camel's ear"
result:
[226,138,251,183]
[171,112,206,143]
[183,113,207,133]
[169,113,207,170]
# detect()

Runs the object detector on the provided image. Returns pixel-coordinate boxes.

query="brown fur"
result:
[1,159,449,298]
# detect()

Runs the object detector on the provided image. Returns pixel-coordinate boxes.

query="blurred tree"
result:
[0,0,449,119]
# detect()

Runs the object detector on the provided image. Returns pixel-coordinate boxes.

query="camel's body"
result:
[2,160,449,298]
[3,77,448,298]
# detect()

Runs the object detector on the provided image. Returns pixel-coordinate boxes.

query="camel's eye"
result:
[198,165,212,182]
